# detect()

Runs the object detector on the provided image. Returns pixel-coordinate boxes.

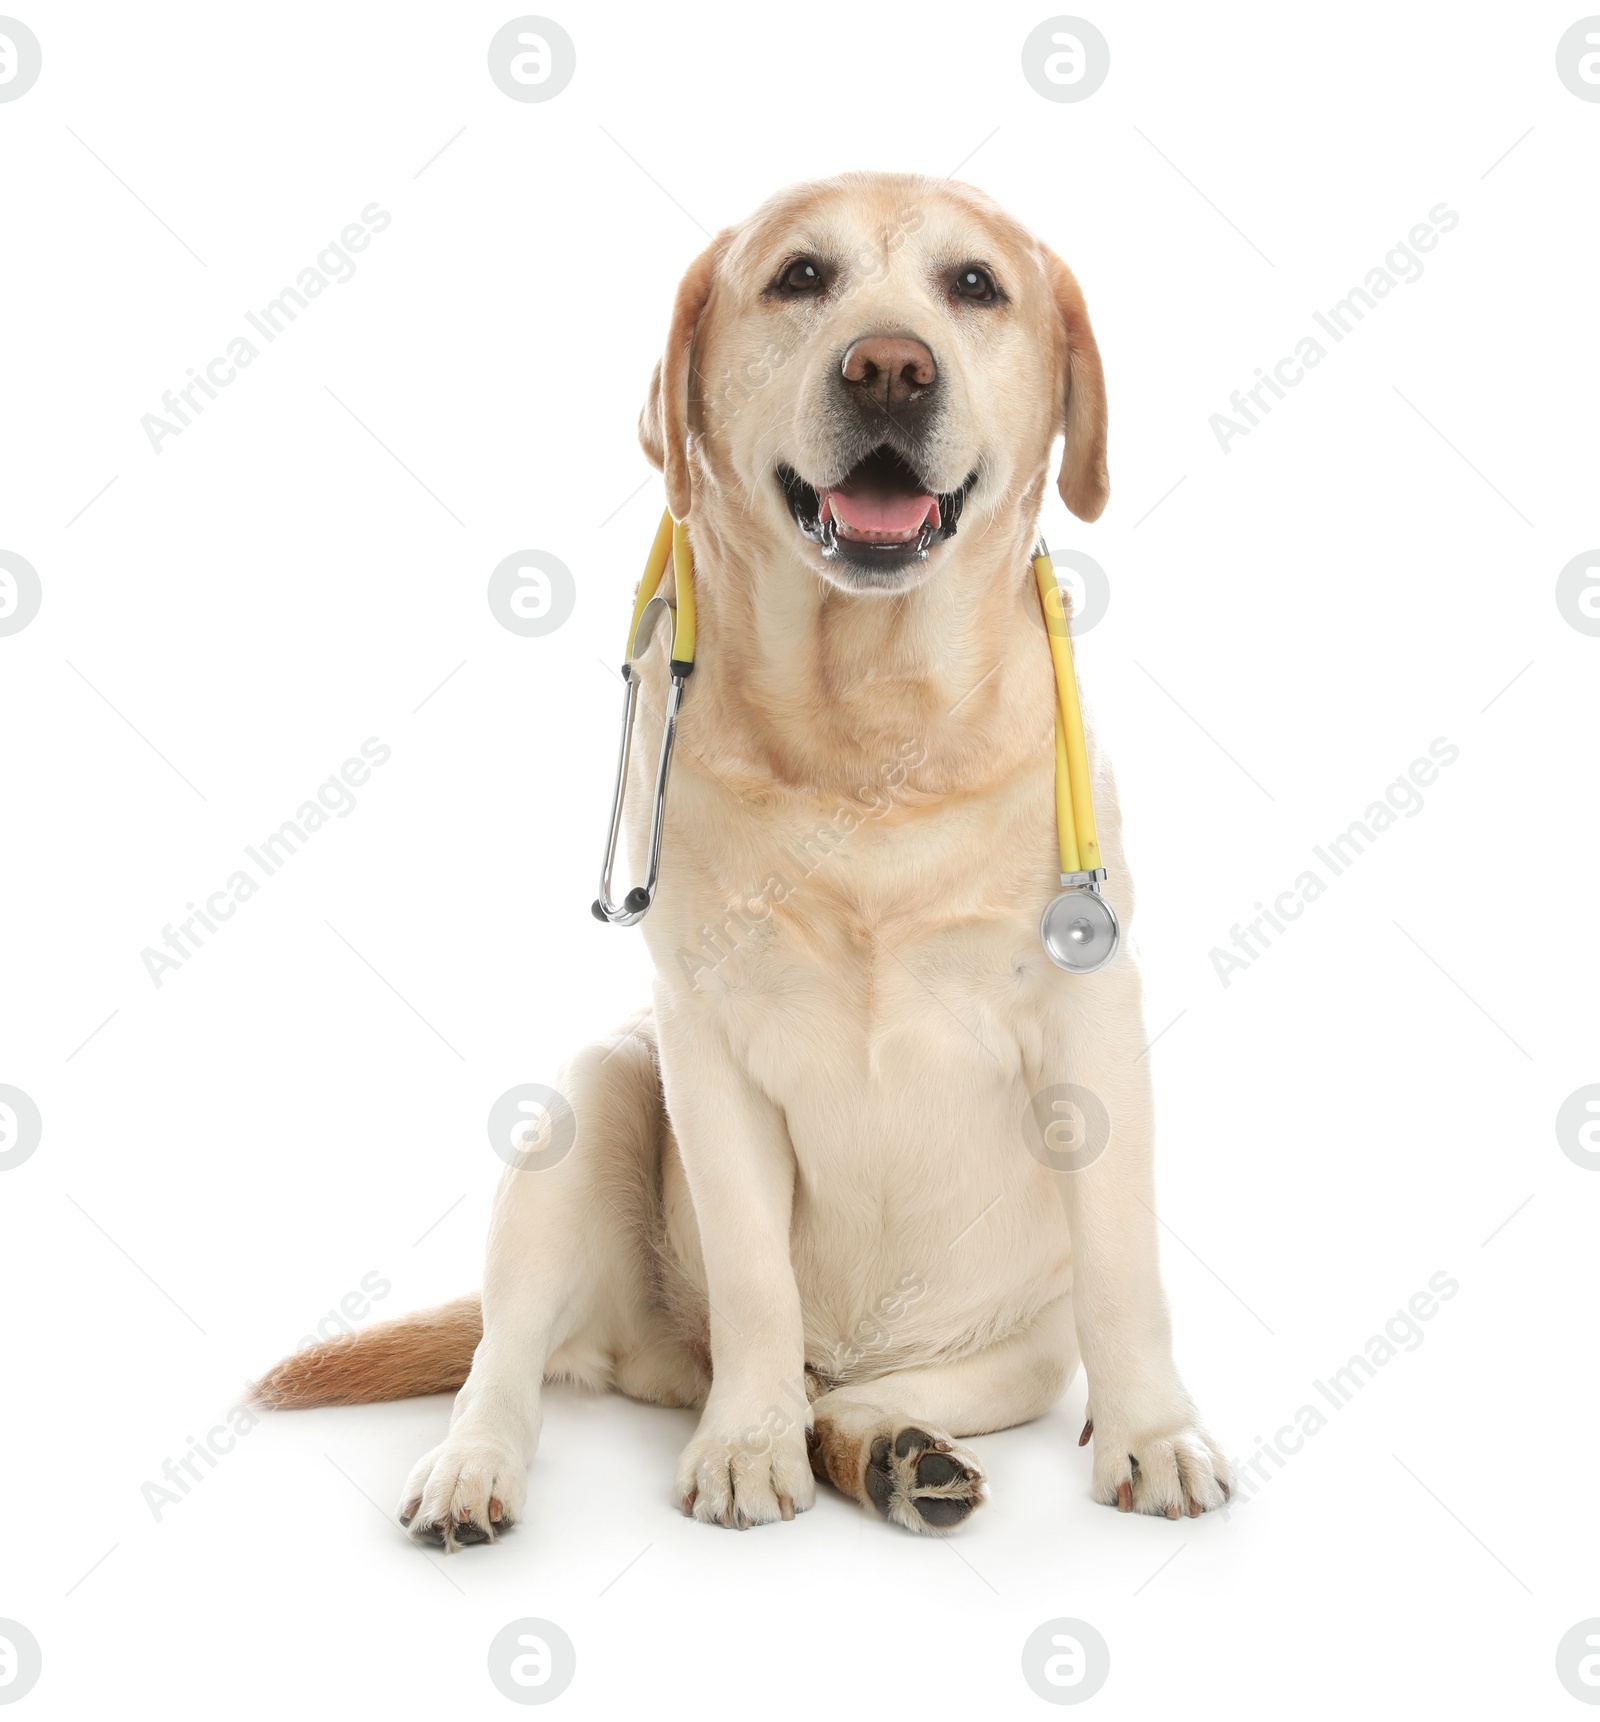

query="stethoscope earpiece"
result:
[593,513,1120,976]
[590,885,651,923]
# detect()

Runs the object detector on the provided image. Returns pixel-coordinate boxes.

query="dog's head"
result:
[639,172,1108,596]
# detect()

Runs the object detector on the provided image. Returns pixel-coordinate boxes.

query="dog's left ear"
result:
[1041,247,1109,523]
[638,234,727,521]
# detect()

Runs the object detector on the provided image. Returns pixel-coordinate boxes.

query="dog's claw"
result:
[1078,1419,1093,1447]
[1117,1481,1133,1513]
[778,1494,795,1521]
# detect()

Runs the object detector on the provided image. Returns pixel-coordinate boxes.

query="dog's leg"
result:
[1042,971,1233,1519]
[400,1014,694,1549]
[808,1292,1077,1534]
[655,1017,815,1529]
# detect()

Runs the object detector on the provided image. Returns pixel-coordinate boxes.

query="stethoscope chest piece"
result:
[1040,870,1120,974]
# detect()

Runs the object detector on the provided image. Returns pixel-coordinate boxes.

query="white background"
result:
[2,1,1597,1716]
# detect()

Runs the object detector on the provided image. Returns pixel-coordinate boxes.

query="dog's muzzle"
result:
[776,446,976,580]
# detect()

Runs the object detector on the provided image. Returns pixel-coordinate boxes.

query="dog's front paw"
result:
[398,1434,526,1551]
[675,1410,815,1529]
[1081,1397,1231,1518]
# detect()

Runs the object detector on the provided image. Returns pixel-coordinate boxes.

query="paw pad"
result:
[865,1426,985,1534]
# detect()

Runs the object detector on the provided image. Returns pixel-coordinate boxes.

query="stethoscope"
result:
[593,508,1120,975]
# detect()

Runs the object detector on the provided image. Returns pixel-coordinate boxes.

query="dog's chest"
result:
[686,821,1077,1346]
[673,751,1073,1127]
[643,724,1092,1348]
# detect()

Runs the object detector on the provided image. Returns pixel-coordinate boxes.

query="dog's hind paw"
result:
[811,1411,987,1534]
[865,1425,986,1533]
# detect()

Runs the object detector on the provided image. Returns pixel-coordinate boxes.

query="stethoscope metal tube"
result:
[591,514,696,926]
[592,511,1119,975]
[593,650,690,925]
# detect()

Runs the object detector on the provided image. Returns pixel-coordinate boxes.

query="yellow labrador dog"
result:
[255,171,1230,1546]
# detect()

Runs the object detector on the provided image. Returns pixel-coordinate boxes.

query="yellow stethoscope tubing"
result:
[625,510,696,668]
[1053,710,1080,876]
[1033,548,1100,877]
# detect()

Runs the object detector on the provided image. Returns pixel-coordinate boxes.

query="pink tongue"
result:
[823,484,939,536]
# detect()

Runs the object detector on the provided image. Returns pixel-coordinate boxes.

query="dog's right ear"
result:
[638,235,725,521]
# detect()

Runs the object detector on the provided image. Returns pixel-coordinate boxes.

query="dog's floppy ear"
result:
[638,235,725,521]
[1041,246,1109,523]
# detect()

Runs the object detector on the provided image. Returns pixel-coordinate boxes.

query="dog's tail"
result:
[249,1293,482,1409]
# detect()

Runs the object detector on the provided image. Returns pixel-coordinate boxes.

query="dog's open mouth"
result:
[777,446,974,578]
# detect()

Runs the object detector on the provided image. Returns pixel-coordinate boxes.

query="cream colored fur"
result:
[258,172,1229,1547]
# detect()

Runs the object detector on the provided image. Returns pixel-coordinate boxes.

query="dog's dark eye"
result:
[952,265,999,303]
[772,256,826,296]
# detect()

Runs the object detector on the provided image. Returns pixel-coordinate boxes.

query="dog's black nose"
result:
[840,336,937,408]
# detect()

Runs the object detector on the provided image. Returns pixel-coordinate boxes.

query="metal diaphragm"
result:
[1040,886,1120,974]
